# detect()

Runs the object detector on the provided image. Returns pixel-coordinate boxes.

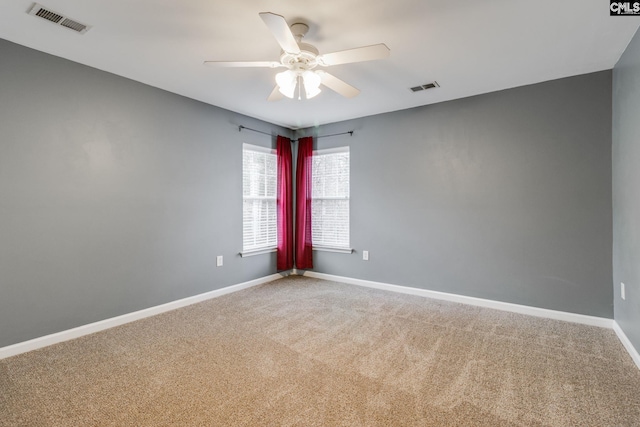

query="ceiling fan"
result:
[204,12,390,101]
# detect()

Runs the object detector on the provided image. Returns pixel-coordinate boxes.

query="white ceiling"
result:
[1,1,638,129]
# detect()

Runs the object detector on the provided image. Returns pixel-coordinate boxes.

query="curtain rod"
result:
[238,125,353,141]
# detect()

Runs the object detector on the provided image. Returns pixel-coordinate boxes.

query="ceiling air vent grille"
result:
[28,3,90,34]
[410,81,440,92]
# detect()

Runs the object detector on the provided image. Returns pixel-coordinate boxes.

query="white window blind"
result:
[243,144,277,252]
[312,147,350,249]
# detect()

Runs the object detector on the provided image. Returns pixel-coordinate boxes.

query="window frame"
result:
[311,146,352,253]
[241,143,277,257]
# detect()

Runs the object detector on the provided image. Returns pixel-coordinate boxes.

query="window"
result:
[312,147,350,250]
[242,144,277,253]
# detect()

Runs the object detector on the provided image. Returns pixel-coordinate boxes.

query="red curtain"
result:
[295,136,314,269]
[276,136,293,270]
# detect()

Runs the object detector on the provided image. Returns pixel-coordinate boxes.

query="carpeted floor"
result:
[1,275,639,426]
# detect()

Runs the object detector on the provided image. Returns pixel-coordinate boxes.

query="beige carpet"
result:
[1,275,639,426]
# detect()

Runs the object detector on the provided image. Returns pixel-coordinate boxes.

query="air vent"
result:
[28,3,90,34]
[410,81,440,92]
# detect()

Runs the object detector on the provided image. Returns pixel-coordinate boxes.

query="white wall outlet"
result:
[363,250,369,261]
[216,255,223,267]
[621,282,626,300]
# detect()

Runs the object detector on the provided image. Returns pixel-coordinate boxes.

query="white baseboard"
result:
[0,273,284,360]
[303,271,614,328]
[7,271,636,371]
[613,321,640,370]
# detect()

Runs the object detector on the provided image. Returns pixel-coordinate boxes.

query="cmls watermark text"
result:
[610,1,640,15]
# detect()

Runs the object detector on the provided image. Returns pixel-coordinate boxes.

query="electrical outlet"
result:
[621,282,626,300]
[216,255,223,267]
[363,250,369,261]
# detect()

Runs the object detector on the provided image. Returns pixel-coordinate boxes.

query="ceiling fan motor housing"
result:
[280,42,319,70]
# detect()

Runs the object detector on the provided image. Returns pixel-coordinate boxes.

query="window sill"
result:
[313,246,354,254]
[240,247,277,257]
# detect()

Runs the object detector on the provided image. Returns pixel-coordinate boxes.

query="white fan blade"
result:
[317,44,390,66]
[259,12,301,55]
[317,71,360,98]
[203,61,282,68]
[267,85,284,101]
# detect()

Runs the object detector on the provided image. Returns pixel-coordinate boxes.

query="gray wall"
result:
[613,29,640,353]
[0,38,289,347]
[305,71,613,317]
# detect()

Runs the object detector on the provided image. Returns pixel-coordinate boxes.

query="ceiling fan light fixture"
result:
[303,70,322,99]
[276,70,296,98]
[205,13,390,101]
